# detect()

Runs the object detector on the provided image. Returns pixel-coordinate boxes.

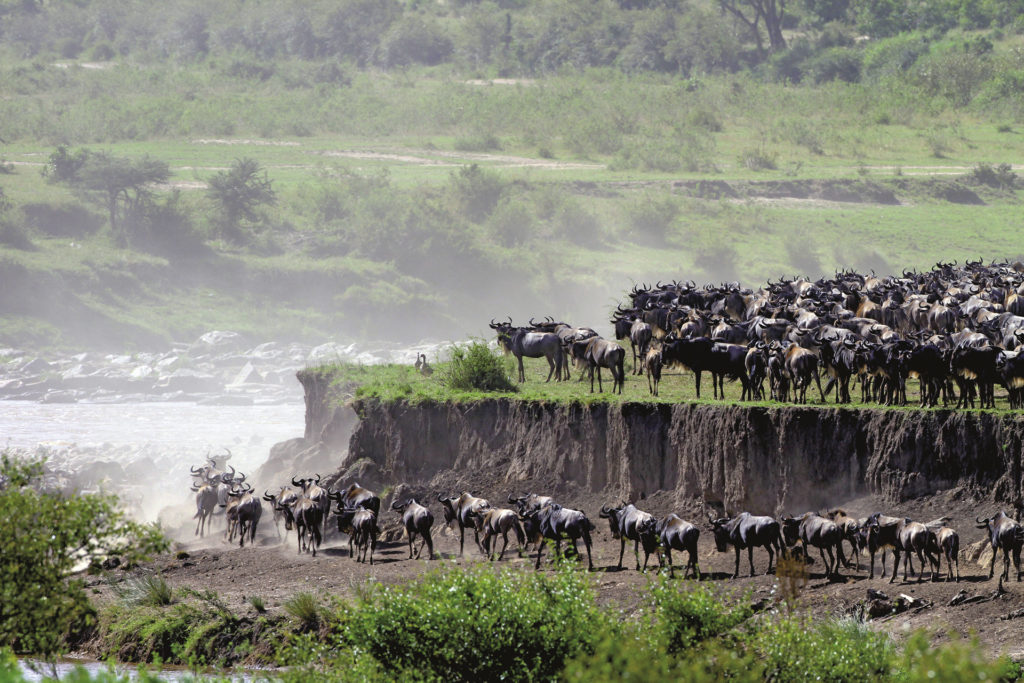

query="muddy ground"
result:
[87,483,1024,663]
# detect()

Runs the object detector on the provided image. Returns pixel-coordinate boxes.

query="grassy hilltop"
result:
[1,0,1024,350]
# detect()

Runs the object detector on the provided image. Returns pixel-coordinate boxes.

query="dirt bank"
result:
[336,398,1023,514]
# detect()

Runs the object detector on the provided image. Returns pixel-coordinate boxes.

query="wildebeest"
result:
[866,514,936,583]
[976,511,1024,582]
[520,503,595,571]
[276,494,323,556]
[781,512,843,579]
[656,514,701,579]
[468,507,526,561]
[263,486,299,539]
[490,319,564,382]
[599,502,659,571]
[391,498,435,560]
[336,506,379,564]
[437,492,491,556]
[826,509,861,570]
[572,336,626,394]
[225,486,262,548]
[863,513,901,580]
[293,474,330,534]
[191,478,220,538]
[709,512,783,578]
[330,482,381,516]
[644,345,663,396]
[926,523,960,582]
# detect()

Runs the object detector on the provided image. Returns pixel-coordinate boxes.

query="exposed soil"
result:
[89,483,1024,662]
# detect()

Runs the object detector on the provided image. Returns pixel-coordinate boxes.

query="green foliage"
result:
[754,615,894,682]
[446,164,506,224]
[206,157,276,243]
[969,162,1017,188]
[650,580,753,654]
[443,341,517,393]
[342,565,609,681]
[0,453,168,656]
[892,631,1021,682]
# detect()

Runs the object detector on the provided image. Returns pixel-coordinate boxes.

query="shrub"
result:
[22,202,103,238]
[650,580,753,654]
[342,565,608,680]
[0,454,167,656]
[892,631,1020,682]
[444,341,517,393]
[754,615,894,682]
[0,220,34,251]
[113,575,175,607]
[969,162,1017,188]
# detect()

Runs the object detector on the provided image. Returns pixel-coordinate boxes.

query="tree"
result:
[0,453,167,656]
[54,151,170,247]
[719,0,787,57]
[206,157,276,242]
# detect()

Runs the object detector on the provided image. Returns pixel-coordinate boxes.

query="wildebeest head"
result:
[708,514,732,552]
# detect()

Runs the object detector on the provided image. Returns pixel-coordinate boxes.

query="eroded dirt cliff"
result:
[335,398,1024,514]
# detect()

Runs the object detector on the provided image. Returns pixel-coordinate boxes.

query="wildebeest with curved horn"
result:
[437,492,491,556]
[599,502,659,572]
[468,507,527,561]
[490,318,564,382]
[520,503,595,571]
[781,512,843,579]
[571,336,626,394]
[976,511,1024,582]
[656,514,701,579]
[709,511,783,578]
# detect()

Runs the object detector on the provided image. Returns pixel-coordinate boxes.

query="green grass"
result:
[321,346,1018,413]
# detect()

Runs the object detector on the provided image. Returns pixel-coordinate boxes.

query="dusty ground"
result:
[87,483,1024,663]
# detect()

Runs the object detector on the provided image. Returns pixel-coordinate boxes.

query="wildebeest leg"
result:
[534,538,545,570]
[664,547,674,577]
[498,531,510,561]
[617,536,626,569]
[458,524,465,556]
[988,544,997,579]
[545,354,556,382]
[596,367,603,393]
[517,355,525,383]
[424,531,434,560]
[582,530,594,571]
[369,534,376,565]
[408,532,415,559]
[691,550,701,580]
[748,546,757,577]
[694,371,702,399]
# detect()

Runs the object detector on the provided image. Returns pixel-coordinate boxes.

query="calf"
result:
[710,512,783,578]
[391,498,435,560]
[656,514,701,579]
[599,502,659,572]
[976,511,1024,582]
[926,524,960,582]
[469,507,526,561]
[644,345,663,396]
[863,513,901,579]
[825,509,861,570]
[781,512,843,579]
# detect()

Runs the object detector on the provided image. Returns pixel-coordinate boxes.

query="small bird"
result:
[418,353,433,376]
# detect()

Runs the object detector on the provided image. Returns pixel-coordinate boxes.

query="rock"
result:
[155,369,222,393]
[41,390,78,404]
[192,330,247,352]
[130,365,155,379]
[21,357,53,373]
[231,362,263,386]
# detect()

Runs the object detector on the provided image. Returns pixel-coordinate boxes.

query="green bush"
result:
[891,631,1020,682]
[754,615,894,682]
[651,580,753,654]
[0,454,167,656]
[443,341,517,393]
[342,565,608,680]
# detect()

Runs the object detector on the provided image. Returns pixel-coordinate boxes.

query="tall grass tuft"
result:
[283,592,320,632]
[443,341,517,393]
[113,574,175,607]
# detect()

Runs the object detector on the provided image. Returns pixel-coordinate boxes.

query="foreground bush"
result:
[0,454,167,657]
[340,565,608,681]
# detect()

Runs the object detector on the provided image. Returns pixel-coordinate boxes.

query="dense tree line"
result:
[1,0,1023,81]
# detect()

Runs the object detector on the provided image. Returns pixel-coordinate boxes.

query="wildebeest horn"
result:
[190,465,204,474]
[508,494,519,503]
[529,317,537,327]
[976,516,988,525]
[391,499,404,511]
[328,490,342,502]
[226,464,235,477]
[222,447,232,459]
[263,490,275,501]
[437,492,447,502]
[291,476,302,488]
[314,473,321,484]
[599,505,612,517]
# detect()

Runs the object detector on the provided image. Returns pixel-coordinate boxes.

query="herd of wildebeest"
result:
[189,452,1024,585]
[491,260,1024,406]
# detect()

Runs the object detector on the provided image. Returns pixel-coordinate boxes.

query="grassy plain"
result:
[2,63,1024,349]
